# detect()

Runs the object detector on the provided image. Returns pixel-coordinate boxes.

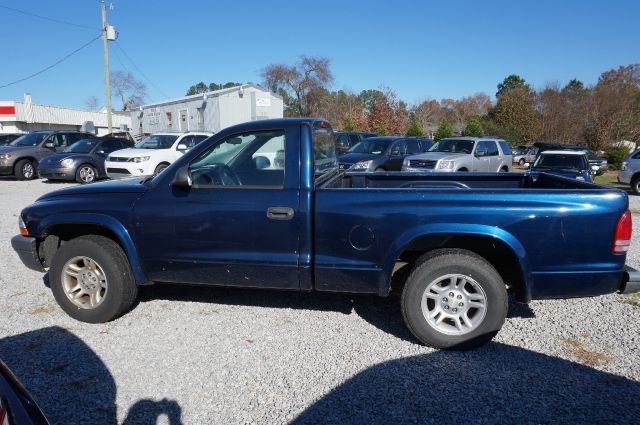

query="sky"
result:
[0,0,638,110]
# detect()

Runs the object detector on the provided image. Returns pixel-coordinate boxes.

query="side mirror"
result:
[475,150,487,157]
[390,150,401,157]
[172,166,192,189]
[96,150,106,156]
[524,163,530,168]
[177,143,188,151]
[43,141,54,149]
[253,155,271,170]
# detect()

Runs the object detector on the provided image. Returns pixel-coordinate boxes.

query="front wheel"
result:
[154,163,169,175]
[49,235,138,323]
[14,159,37,180]
[518,158,525,166]
[76,164,96,184]
[401,249,508,350]
[631,177,640,196]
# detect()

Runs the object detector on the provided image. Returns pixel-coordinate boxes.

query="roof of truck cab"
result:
[540,150,586,155]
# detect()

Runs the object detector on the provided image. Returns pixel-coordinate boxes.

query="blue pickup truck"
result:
[11,118,640,349]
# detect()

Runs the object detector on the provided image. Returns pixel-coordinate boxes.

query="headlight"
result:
[129,156,151,163]
[437,160,455,170]
[350,160,373,170]
[19,215,28,236]
[621,161,628,171]
[576,176,585,181]
[60,158,74,167]
[0,154,11,160]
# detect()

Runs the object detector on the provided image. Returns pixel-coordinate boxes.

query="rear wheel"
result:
[14,159,37,180]
[49,235,138,323]
[76,164,96,184]
[518,158,525,166]
[500,167,509,172]
[632,176,640,195]
[401,249,508,350]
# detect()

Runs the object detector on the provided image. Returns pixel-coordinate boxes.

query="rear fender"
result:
[385,223,533,301]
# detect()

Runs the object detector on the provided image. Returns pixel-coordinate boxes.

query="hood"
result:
[0,145,35,154]
[338,152,379,164]
[39,152,91,165]
[108,148,166,158]
[406,152,469,161]
[38,177,149,200]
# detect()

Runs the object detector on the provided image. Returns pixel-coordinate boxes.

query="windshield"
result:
[65,139,101,153]
[428,139,475,154]
[134,134,178,149]
[533,154,587,170]
[10,132,49,147]
[348,139,392,155]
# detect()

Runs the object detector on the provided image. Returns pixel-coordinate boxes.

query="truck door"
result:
[486,141,501,171]
[133,126,302,289]
[473,141,491,171]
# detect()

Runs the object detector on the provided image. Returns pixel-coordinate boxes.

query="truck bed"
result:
[321,171,600,190]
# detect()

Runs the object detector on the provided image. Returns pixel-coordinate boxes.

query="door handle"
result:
[267,207,294,220]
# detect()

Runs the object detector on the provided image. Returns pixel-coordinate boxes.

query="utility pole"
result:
[101,0,112,133]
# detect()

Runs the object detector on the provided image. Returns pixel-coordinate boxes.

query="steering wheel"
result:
[191,163,241,186]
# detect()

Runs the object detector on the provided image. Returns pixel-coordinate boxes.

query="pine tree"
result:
[434,119,453,141]
[462,117,484,137]
[405,114,425,137]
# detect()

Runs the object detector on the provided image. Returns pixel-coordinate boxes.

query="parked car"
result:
[619,148,640,195]
[334,131,377,155]
[38,137,134,184]
[527,150,596,182]
[0,359,49,424]
[0,131,98,180]
[512,147,537,165]
[338,136,432,171]
[586,150,608,175]
[533,142,607,175]
[0,133,22,146]
[402,137,512,172]
[104,131,213,179]
[11,118,639,350]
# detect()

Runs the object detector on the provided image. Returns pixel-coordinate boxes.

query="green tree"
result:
[434,119,453,141]
[208,82,221,91]
[496,74,531,97]
[489,87,540,144]
[405,114,424,136]
[343,114,356,131]
[358,89,384,112]
[462,117,484,137]
[376,123,388,136]
[186,81,208,96]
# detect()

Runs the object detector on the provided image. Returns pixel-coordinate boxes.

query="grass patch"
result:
[626,293,640,307]
[560,337,614,366]
[594,172,627,188]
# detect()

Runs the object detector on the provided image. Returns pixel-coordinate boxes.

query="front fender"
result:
[385,223,533,301]
[36,213,150,285]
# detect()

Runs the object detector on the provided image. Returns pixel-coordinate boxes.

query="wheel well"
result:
[457,167,468,171]
[501,166,509,171]
[39,224,124,268]
[632,172,640,183]
[393,234,526,301]
[13,157,38,171]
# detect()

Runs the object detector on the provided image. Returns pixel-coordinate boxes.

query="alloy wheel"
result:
[61,256,108,309]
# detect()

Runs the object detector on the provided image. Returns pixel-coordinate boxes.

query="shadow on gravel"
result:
[0,327,183,424]
[292,341,640,424]
[140,284,534,344]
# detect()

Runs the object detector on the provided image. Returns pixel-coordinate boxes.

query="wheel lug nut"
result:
[457,295,462,299]
[449,292,454,297]
[444,305,450,310]
[459,302,464,307]
[452,308,458,313]
[443,297,448,302]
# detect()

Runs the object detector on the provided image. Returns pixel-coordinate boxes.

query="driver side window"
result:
[189,130,286,188]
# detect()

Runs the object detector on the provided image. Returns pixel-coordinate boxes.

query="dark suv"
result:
[335,131,377,154]
[0,131,97,180]
[338,136,433,171]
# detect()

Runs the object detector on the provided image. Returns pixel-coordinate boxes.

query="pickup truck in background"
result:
[11,118,640,350]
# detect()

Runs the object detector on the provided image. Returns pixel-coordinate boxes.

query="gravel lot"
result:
[1,178,640,424]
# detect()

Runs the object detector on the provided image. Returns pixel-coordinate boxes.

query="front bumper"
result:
[618,169,632,184]
[0,165,13,175]
[620,266,640,294]
[11,235,44,272]
[105,162,152,179]
[38,167,75,180]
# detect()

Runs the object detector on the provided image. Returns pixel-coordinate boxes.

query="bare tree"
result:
[84,96,101,111]
[110,70,147,111]
[261,55,333,116]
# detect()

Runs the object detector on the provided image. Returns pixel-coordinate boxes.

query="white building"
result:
[130,84,283,136]
[0,94,131,136]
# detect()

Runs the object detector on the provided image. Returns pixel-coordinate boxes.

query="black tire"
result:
[518,158,525,166]
[14,159,37,180]
[49,235,138,323]
[500,167,508,172]
[75,164,97,184]
[631,176,640,196]
[154,163,169,175]
[457,168,468,172]
[401,248,508,350]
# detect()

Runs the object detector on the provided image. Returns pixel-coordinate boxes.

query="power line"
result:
[0,4,99,30]
[111,47,155,103]
[0,34,102,89]
[114,41,170,99]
